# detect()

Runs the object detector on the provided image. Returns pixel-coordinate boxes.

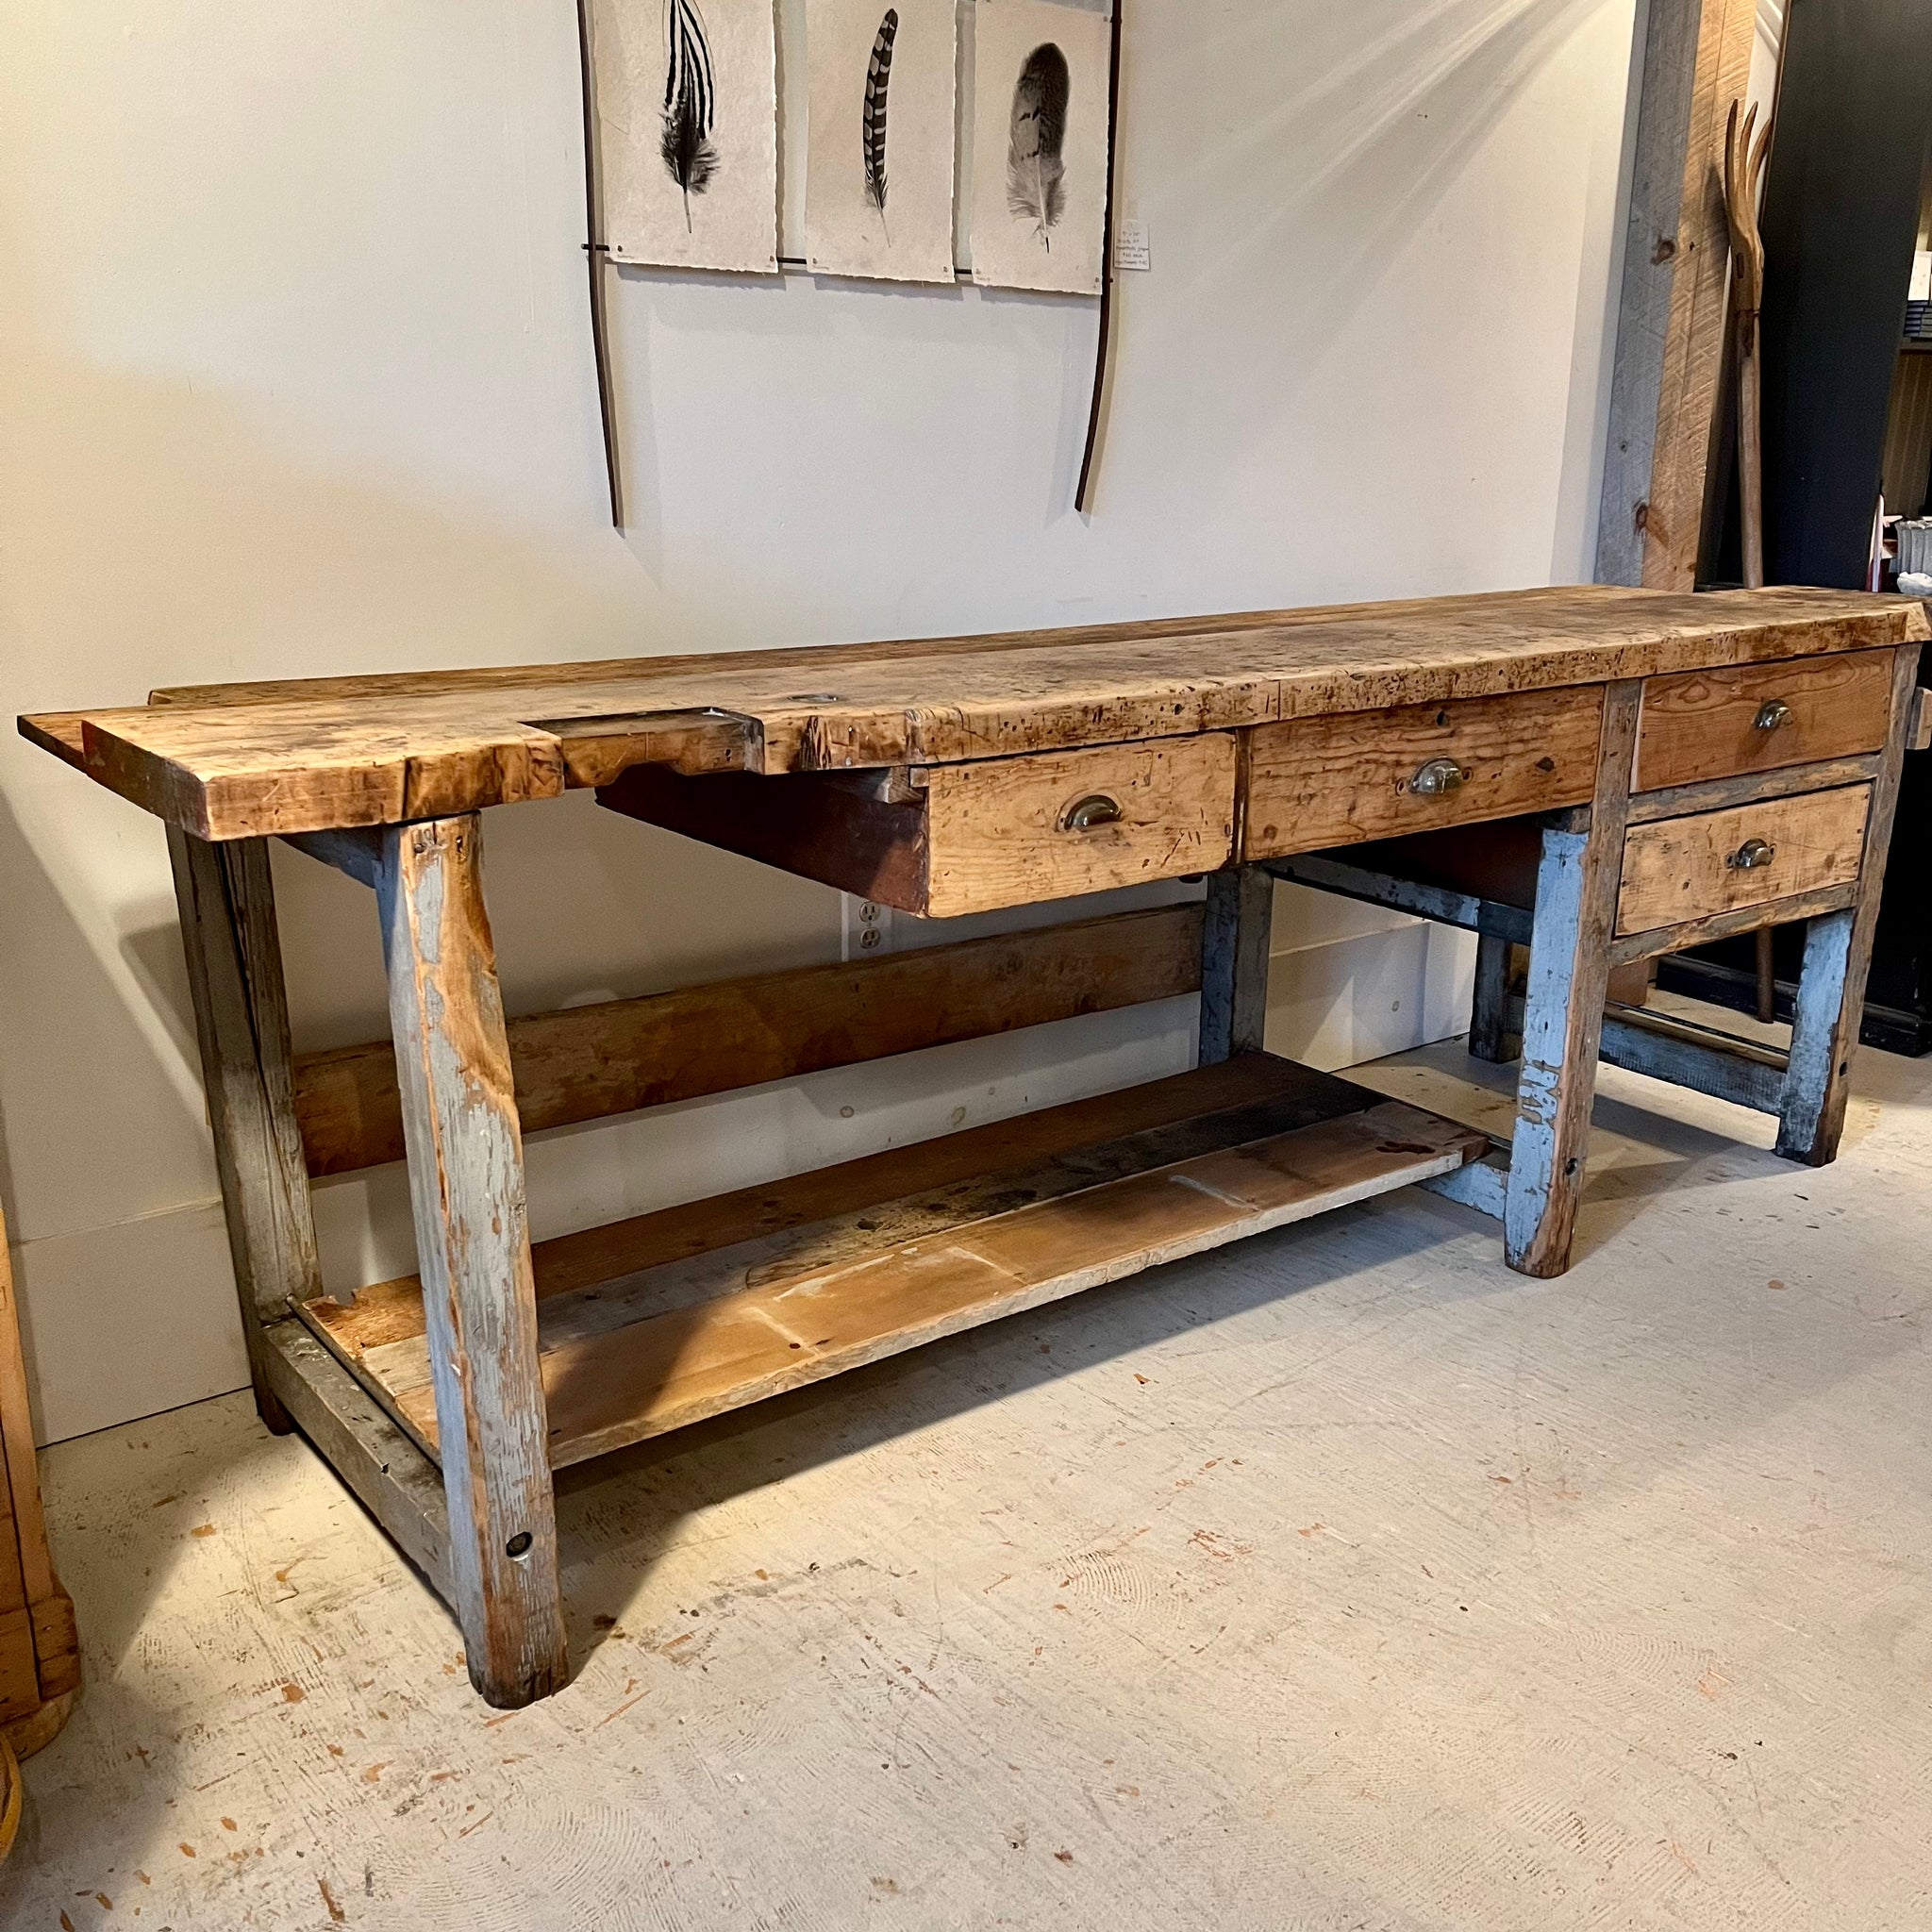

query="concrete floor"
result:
[5,1008,1931,1930]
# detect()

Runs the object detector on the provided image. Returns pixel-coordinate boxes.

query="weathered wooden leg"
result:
[376,815,567,1707]
[168,830,324,1436]
[1469,931,1513,1062]
[1503,682,1641,1278]
[1199,866,1274,1065]
[1774,644,1920,1165]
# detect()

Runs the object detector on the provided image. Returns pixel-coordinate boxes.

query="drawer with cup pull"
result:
[1634,648,1896,791]
[1241,687,1606,859]
[599,734,1237,917]
[1614,783,1873,937]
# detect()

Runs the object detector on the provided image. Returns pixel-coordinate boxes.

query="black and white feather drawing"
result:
[862,8,898,234]
[1006,42,1069,247]
[660,0,719,230]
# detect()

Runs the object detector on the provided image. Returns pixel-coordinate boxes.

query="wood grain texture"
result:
[1199,868,1274,1066]
[0,1212,74,1730]
[607,739,1235,917]
[167,830,323,1434]
[259,1320,449,1594]
[1624,752,1884,823]
[1469,932,1514,1064]
[1503,680,1643,1277]
[1614,785,1871,937]
[303,1054,1374,1373]
[600,761,927,909]
[1607,879,1860,968]
[329,1097,1483,1471]
[1501,992,1790,1112]
[0,1215,49,1618]
[917,738,1235,917]
[1635,649,1895,790]
[21,589,1925,838]
[293,904,1206,1175]
[1243,687,1605,857]
[1777,646,1922,1163]
[1597,0,1757,588]
[376,816,565,1708]
[0,1611,36,1725]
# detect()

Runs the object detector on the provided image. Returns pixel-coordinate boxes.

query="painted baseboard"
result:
[10,1200,252,1447]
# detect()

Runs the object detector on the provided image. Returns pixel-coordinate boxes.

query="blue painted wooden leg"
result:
[1502,681,1641,1277]
[1776,644,1921,1164]
[1776,907,1863,1163]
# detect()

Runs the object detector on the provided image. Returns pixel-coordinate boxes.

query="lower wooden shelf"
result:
[299,1054,1487,1473]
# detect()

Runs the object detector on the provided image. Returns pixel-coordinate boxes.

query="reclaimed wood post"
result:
[168,830,325,1436]
[1775,644,1921,1163]
[1468,932,1513,1063]
[0,1202,79,1758]
[1199,867,1273,1065]
[376,815,567,1707]
[1504,682,1643,1276]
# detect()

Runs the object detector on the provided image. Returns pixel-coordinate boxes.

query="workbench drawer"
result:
[1615,784,1872,938]
[1241,687,1604,858]
[1634,648,1895,791]
[600,734,1238,918]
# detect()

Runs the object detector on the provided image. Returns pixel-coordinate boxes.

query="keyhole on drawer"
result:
[506,1531,533,1559]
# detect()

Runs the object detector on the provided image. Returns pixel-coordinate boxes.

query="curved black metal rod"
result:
[1075,0,1123,516]
[576,0,625,528]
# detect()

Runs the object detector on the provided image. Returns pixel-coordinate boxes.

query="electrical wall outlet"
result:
[841,894,896,961]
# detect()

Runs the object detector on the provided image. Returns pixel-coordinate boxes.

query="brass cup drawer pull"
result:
[1753,699,1792,732]
[1410,757,1470,798]
[1726,837,1777,871]
[1059,792,1124,832]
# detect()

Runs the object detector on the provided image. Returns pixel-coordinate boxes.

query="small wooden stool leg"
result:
[1469,931,1513,1063]
[1503,682,1641,1278]
[1776,644,1920,1165]
[1199,866,1274,1065]
[168,830,324,1436]
[376,815,567,1707]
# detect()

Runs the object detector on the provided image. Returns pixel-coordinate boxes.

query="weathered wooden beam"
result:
[1504,680,1643,1276]
[1421,1145,1510,1220]
[293,904,1206,1177]
[1625,753,1885,824]
[1263,856,1534,945]
[281,826,384,889]
[1469,933,1515,1064]
[167,830,324,1434]
[376,815,566,1707]
[1777,645,1922,1162]
[1199,869,1273,1065]
[1607,879,1860,968]
[1503,992,1789,1113]
[259,1319,450,1596]
[1597,0,1757,589]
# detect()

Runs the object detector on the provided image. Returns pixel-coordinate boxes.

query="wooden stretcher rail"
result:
[296,1053,1485,1470]
[291,902,1205,1176]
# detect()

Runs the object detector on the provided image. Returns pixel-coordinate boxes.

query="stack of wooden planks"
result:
[0,1206,77,1760]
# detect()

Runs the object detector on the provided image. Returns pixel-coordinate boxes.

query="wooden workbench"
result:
[21,583,1926,1707]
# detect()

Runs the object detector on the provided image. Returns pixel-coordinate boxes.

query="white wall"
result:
[0,0,1640,1442]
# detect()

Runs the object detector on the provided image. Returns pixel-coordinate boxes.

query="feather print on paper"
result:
[862,8,899,230]
[1007,42,1069,246]
[660,0,719,230]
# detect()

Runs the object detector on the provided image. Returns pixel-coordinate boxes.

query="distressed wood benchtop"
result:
[21,585,1924,840]
[18,580,1927,1708]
